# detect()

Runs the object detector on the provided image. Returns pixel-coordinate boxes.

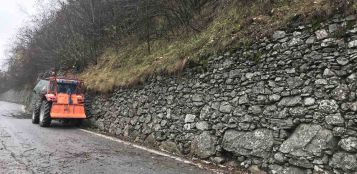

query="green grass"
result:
[81,0,355,92]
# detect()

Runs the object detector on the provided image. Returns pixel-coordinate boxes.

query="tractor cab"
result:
[48,77,83,94]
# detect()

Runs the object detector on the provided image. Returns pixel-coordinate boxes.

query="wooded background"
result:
[2,0,220,89]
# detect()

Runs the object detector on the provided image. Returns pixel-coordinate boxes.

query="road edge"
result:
[79,129,227,174]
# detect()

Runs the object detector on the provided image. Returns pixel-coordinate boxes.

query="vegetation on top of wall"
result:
[83,0,357,92]
[0,0,356,92]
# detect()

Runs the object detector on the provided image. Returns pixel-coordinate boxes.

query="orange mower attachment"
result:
[50,93,86,119]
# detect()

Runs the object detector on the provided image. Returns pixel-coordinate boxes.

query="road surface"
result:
[0,101,213,174]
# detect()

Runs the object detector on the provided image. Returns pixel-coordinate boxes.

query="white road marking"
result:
[79,129,224,174]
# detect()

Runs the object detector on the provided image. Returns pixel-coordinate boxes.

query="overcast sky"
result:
[0,0,37,70]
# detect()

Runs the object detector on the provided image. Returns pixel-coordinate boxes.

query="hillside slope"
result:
[81,0,356,92]
[1,0,355,93]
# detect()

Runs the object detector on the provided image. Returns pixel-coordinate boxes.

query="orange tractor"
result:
[31,76,87,127]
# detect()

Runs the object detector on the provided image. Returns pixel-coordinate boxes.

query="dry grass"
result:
[82,38,202,92]
[81,0,356,92]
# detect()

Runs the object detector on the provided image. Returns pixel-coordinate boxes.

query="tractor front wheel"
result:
[39,101,52,127]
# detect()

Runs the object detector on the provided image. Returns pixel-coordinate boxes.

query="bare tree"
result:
[3,0,216,89]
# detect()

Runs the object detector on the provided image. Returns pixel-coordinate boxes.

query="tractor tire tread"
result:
[39,101,52,127]
[73,119,82,127]
[32,100,41,124]
[84,95,92,118]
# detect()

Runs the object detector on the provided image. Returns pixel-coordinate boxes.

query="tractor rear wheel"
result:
[39,101,52,127]
[72,119,82,127]
[84,95,92,118]
[31,100,41,124]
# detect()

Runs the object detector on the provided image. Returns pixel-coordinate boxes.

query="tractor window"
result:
[57,83,78,94]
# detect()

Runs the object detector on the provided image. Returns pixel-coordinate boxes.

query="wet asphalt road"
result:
[0,101,212,174]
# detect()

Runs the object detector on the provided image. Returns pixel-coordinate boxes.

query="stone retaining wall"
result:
[88,15,357,173]
[0,89,32,110]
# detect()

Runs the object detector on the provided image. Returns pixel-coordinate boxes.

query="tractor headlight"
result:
[46,94,57,101]
[77,95,84,103]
